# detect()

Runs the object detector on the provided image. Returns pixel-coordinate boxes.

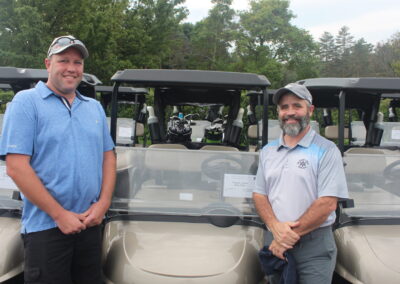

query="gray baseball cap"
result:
[273,83,313,105]
[47,35,89,59]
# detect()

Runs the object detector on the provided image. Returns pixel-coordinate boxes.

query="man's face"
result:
[278,93,314,137]
[45,47,84,96]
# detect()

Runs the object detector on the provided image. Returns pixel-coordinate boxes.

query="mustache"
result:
[282,114,302,122]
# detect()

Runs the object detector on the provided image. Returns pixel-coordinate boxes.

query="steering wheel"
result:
[383,159,400,181]
[202,202,241,227]
[201,154,244,180]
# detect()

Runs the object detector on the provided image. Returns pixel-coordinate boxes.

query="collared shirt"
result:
[0,81,115,233]
[254,128,348,227]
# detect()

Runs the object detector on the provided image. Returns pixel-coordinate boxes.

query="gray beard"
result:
[279,113,310,137]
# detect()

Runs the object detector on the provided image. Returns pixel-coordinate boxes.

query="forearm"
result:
[6,154,65,220]
[252,192,279,229]
[293,196,337,236]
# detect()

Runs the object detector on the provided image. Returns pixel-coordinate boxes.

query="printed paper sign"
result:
[179,193,193,201]
[118,127,132,138]
[223,174,256,198]
[0,166,18,190]
[391,129,400,140]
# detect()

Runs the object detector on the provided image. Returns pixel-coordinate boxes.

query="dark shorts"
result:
[22,225,102,284]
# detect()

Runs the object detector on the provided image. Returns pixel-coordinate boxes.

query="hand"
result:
[271,221,300,249]
[269,240,287,260]
[54,210,86,235]
[80,200,110,227]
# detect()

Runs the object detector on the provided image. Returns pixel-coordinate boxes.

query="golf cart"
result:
[0,66,101,283]
[102,69,271,284]
[95,85,149,147]
[298,77,400,284]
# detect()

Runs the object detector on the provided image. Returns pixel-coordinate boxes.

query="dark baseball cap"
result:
[273,83,313,105]
[47,35,89,59]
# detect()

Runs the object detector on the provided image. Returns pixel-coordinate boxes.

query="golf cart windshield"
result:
[110,148,259,218]
[0,161,22,211]
[343,152,400,218]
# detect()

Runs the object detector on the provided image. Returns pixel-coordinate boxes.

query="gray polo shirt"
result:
[254,128,348,227]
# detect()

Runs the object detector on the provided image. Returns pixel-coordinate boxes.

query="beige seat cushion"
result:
[247,125,258,139]
[325,125,349,139]
[199,145,239,151]
[148,144,188,150]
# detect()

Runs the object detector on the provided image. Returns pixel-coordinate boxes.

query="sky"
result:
[183,0,400,45]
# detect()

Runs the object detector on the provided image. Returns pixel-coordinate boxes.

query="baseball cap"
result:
[273,83,313,105]
[47,35,89,59]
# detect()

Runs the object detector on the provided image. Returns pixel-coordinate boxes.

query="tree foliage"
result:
[0,0,399,87]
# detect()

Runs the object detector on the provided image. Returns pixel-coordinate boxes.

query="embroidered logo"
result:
[297,159,309,169]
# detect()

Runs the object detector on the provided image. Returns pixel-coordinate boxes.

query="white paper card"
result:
[118,127,132,138]
[223,174,256,198]
[391,129,400,140]
[0,166,18,190]
[179,193,193,201]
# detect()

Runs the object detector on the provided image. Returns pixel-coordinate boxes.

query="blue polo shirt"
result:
[254,129,348,227]
[0,81,115,233]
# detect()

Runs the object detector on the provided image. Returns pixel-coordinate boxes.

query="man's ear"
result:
[44,57,51,69]
[309,104,315,116]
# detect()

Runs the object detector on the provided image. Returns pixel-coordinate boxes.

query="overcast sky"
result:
[183,0,400,45]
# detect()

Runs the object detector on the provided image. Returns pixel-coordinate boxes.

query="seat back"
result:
[324,125,349,139]
[199,145,239,151]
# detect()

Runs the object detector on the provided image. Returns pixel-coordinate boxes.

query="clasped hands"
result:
[54,200,110,235]
[269,221,300,260]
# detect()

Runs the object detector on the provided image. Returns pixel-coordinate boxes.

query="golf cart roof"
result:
[111,69,270,106]
[96,85,148,111]
[298,77,400,109]
[0,83,11,90]
[0,66,102,94]
[111,69,270,89]
[95,85,148,95]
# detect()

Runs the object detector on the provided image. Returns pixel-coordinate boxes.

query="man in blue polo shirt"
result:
[0,35,116,283]
[253,83,348,284]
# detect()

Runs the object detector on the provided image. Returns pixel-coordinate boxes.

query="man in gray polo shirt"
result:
[253,83,348,283]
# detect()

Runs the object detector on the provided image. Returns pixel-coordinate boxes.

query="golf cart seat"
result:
[247,125,258,152]
[148,144,188,150]
[200,145,239,151]
[247,124,257,140]
[325,125,349,140]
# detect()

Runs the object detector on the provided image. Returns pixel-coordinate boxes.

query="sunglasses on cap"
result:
[47,35,89,58]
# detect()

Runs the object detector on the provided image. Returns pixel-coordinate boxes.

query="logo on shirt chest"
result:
[297,159,310,169]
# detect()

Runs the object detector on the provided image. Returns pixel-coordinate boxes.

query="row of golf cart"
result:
[0,67,399,283]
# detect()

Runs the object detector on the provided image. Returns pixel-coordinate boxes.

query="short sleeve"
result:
[254,149,267,195]
[98,103,115,152]
[317,145,349,198]
[0,93,36,159]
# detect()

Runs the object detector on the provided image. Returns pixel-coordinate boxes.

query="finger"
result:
[288,221,300,228]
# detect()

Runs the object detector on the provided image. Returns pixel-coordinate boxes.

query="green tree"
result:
[187,0,236,70]
[232,0,318,87]
[373,32,400,76]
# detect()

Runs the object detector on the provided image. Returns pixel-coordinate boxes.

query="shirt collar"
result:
[36,81,88,101]
[277,127,315,150]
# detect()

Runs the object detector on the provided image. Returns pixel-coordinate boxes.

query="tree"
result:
[232,0,318,87]
[186,0,236,70]
[373,32,400,76]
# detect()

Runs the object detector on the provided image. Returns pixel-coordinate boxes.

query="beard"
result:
[279,112,310,137]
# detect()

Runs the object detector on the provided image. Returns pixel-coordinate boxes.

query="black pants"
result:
[22,226,102,284]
